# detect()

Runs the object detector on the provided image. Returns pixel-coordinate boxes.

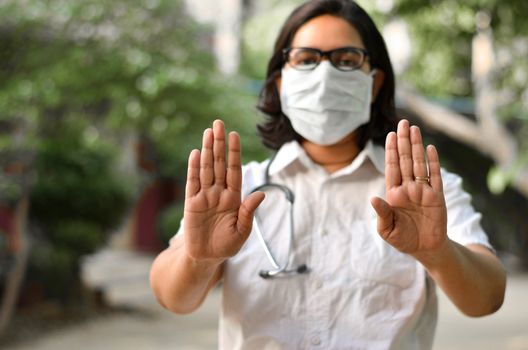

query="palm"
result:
[371,120,448,256]
[383,181,447,254]
[183,120,264,263]
[185,187,244,259]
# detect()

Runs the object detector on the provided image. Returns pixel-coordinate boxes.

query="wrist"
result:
[183,251,225,272]
[412,238,454,272]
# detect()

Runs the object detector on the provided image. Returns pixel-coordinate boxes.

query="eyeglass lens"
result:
[286,47,365,71]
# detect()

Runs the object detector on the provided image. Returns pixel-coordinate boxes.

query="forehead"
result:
[291,14,365,50]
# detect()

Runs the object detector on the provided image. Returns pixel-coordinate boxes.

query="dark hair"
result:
[256,0,398,150]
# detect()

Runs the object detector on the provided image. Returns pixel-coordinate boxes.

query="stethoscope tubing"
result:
[250,155,308,279]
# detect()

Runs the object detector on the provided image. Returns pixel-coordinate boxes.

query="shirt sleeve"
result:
[442,169,493,250]
[241,160,268,198]
[168,218,184,246]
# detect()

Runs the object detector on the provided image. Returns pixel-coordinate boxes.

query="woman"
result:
[150,1,506,349]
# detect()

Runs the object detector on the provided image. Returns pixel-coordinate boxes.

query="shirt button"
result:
[321,230,328,236]
[311,336,321,346]
[314,280,323,289]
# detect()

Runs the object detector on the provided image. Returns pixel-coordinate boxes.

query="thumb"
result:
[237,191,265,237]
[370,196,395,239]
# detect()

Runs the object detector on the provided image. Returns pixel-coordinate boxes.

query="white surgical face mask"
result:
[280,61,375,145]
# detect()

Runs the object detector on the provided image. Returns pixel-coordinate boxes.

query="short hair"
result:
[256,0,398,150]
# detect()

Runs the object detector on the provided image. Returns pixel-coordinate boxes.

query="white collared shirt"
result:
[177,140,492,350]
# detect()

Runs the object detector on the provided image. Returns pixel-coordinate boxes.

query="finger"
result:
[237,191,266,237]
[370,197,395,240]
[226,131,242,192]
[385,132,401,190]
[185,149,201,198]
[200,128,214,188]
[426,145,444,192]
[397,119,414,182]
[213,119,226,186]
[410,126,428,179]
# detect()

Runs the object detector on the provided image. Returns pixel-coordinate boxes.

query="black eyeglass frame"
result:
[282,46,369,72]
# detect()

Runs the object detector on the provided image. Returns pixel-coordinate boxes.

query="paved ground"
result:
[435,272,528,350]
[3,292,220,350]
[4,263,528,349]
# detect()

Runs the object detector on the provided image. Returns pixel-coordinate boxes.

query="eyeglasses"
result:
[283,46,369,71]
[251,183,309,279]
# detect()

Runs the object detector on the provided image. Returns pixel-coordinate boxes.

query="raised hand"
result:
[370,119,448,258]
[183,120,265,264]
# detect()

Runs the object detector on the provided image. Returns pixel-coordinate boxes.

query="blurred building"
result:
[184,0,270,75]
[185,0,242,75]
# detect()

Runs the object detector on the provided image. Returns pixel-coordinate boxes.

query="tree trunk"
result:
[0,194,30,336]
[396,15,527,199]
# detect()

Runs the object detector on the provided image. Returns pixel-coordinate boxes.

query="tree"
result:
[390,0,528,195]
[381,0,528,266]
[0,0,266,172]
[0,0,267,303]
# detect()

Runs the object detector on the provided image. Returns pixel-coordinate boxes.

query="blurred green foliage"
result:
[0,0,266,175]
[158,201,185,247]
[390,0,528,168]
[31,127,130,230]
[394,0,527,103]
[0,0,267,300]
[28,123,132,299]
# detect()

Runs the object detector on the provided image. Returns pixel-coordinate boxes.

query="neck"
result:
[302,133,361,174]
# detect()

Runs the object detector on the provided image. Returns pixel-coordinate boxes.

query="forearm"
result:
[149,237,223,314]
[415,240,506,317]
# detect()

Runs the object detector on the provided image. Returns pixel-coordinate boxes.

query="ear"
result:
[371,69,385,104]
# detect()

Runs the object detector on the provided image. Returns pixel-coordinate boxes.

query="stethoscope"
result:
[250,154,309,279]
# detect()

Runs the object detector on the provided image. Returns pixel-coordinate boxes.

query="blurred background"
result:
[0,0,526,349]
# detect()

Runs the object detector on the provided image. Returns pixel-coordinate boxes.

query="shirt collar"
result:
[337,140,385,176]
[268,141,307,176]
[268,140,385,177]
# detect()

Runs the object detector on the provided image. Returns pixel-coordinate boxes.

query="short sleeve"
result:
[168,218,184,246]
[442,169,493,250]
[241,160,269,198]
